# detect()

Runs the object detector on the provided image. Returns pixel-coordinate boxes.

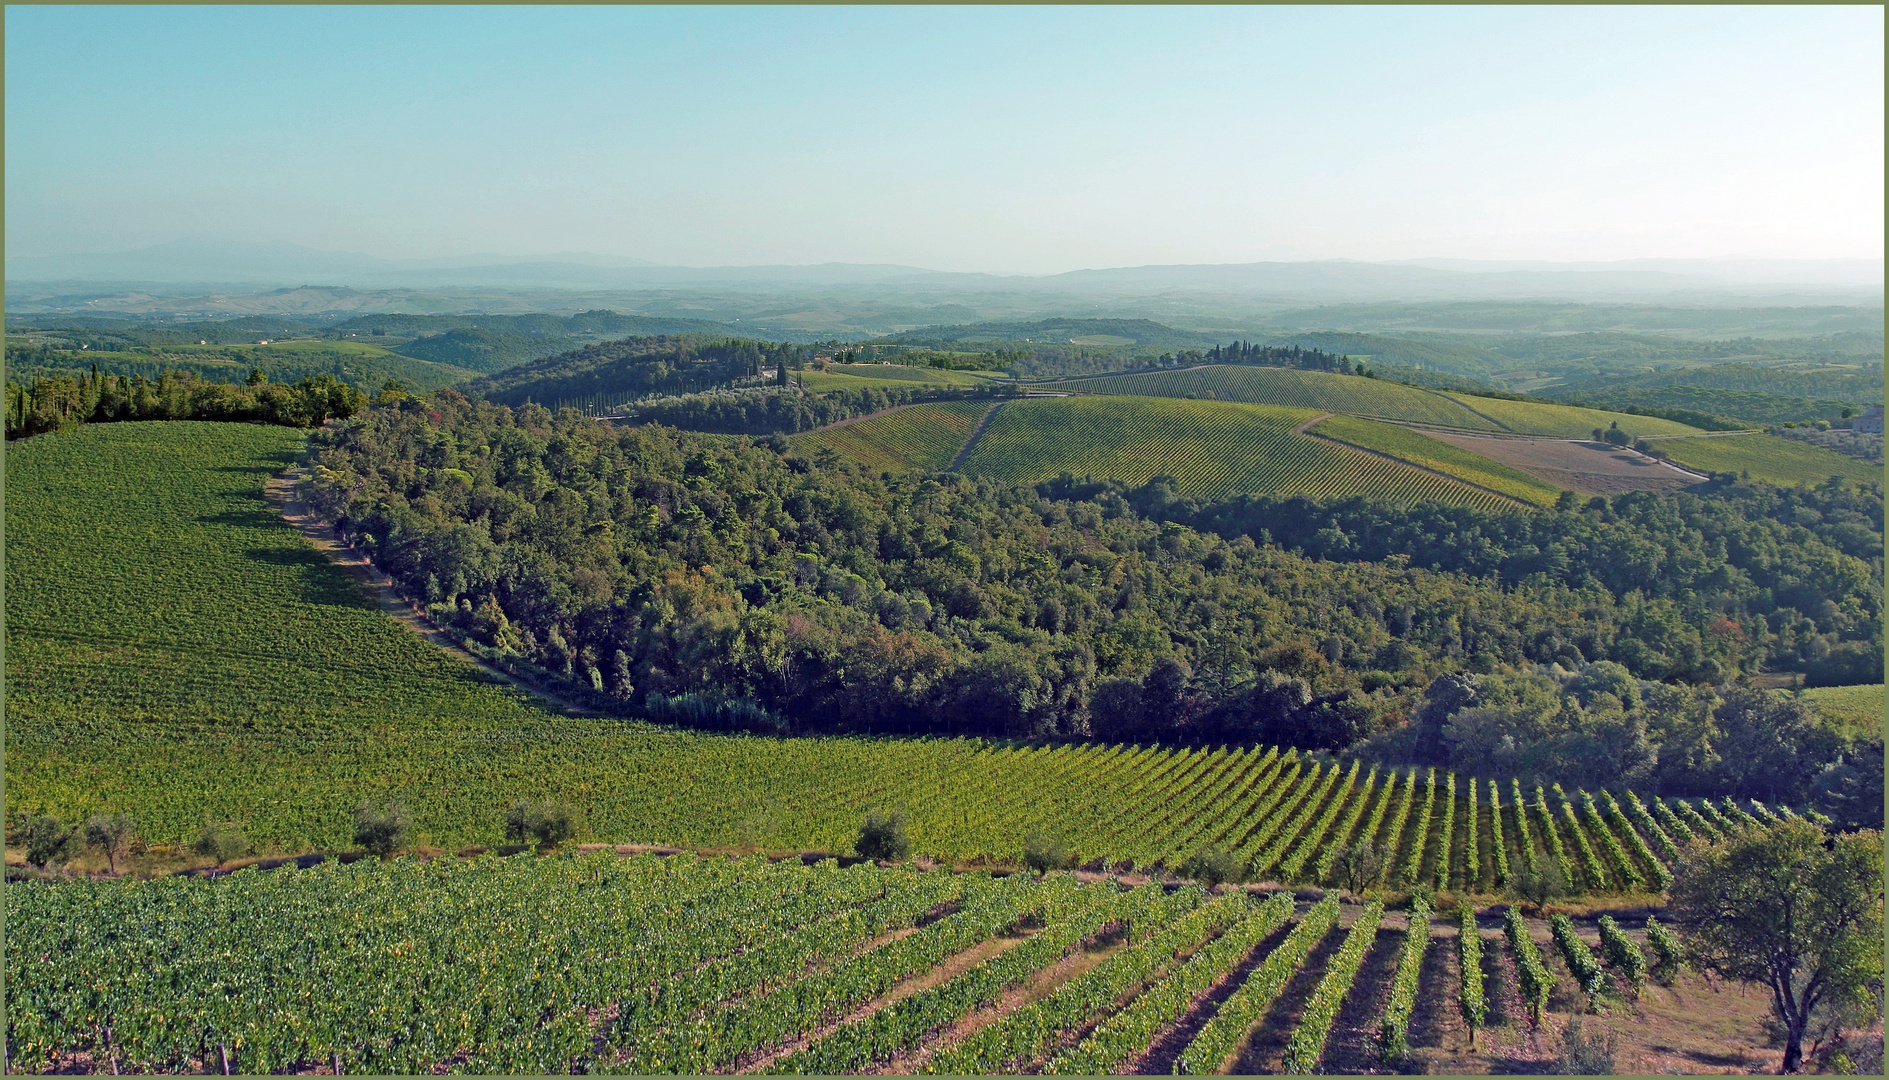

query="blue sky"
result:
[6,5,1882,272]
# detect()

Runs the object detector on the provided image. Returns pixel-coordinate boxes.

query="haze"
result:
[6,5,1883,274]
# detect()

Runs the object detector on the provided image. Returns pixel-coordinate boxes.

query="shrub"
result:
[23,815,78,869]
[1644,916,1683,984]
[503,799,576,851]
[194,819,254,864]
[855,810,911,863]
[354,800,412,858]
[1552,1015,1618,1074]
[1179,845,1242,888]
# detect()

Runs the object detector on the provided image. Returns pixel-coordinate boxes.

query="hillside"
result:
[458,335,798,409]
[1641,432,1884,487]
[877,317,1226,351]
[4,337,478,393]
[948,396,1523,509]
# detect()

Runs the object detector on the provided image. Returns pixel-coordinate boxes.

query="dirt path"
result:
[263,468,602,718]
[948,402,1007,471]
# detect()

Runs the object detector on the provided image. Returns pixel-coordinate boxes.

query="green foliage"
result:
[1043,364,1501,430]
[855,810,911,863]
[956,395,1516,507]
[504,799,576,851]
[1171,896,1340,1074]
[1280,901,1385,1074]
[1552,1015,1619,1075]
[82,813,136,873]
[1487,779,1511,885]
[1177,844,1242,888]
[1669,820,1885,1073]
[194,819,253,864]
[1645,432,1881,487]
[353,800,411,858]
[1378,902,1432,1061]
[1506,905,1553,1024]
[1596,915,1646,990]
[1439,393,1701,438]
[22,816,79,869]
[793,400,990,471]
[6,367,366,439]
[1046,891,1294,1074]
[1457,907,1490,1043]
[1550,913,1609,1000]
[1643,915,1684,984]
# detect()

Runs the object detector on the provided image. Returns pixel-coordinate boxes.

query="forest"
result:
[630,381,1009,435]
[297,393,1882,818]
[5,366,365,439]
[461,335,808,411]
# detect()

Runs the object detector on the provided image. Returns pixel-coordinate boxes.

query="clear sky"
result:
[6,5,1882,273]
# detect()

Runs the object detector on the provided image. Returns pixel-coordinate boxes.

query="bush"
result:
[1509,858,1570,914]
[503,799,576,851]
[354,800,412,858]
[1023,829,1072,875]
[1337,837,1387,894]
[23,815,78,869]
[855,810,911,863]
[1180,845,1243,888]
[194,819,254,864]
[83,813,137,873]
[1553,1015,1618,1074]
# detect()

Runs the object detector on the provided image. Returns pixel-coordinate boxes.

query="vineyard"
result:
[1642,431,1883,487]
[1309,414,1564,506]
[796,364,995,392]
[791,400,991,472]
[8,423,1772,871]
[6,853,1760,1075]
[1435,393,1702,439]
[1035,364,1704,439]
[952,396,1520,509]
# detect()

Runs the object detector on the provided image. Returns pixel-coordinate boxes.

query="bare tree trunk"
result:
[1781,1021,1804,1073]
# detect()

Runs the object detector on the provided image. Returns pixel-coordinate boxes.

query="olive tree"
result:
[84,813,137,873]
[354,800,411,858]
[1669,820,1882,1073]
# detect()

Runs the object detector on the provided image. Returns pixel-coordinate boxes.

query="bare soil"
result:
[1422,432,1706,495]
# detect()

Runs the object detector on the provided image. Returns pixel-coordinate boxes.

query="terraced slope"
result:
[955,395,1517,509]
[1641,432,1883,487]
[1041,366,1500,430]
[793,400,990,472]
[1310,415,1564,506]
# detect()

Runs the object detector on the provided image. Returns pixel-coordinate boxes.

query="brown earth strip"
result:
[1298,418,1535,508]
[947,402,1006,471]
[1122,918,1299,1075]
[1420,431,1705,496]
[1314,923,1406,1074]
[1223,925,1349,1074]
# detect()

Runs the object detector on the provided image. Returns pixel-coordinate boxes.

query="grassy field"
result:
[1641,432,1883,487]
[1311,414,1564,506]
[792,401,990,472]
[1040,366,1502,430]
[797,363,995,391]
[955,396,1520,509]
[1440,394,1702,439]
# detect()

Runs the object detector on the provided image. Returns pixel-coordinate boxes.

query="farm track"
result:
[949,402,1007,471]
[264,467,604,719]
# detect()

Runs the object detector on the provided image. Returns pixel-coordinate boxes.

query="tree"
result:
[855,810,911,863]
[83,813,137,873]
[23,815,78,869]
[1024,829,1072,875]
[354,799,411,858]
[1179,845,1243,888]
[1553,1015,1618,1074]
[1509,857,1571,915]
[504,799,576,851]
[1337,837,1387,895]
[1668,820,1883,1073]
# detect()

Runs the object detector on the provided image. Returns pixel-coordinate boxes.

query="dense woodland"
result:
[300,394,1882,819]
[461,335,808,411]
[629,381,1009,435]
[5,367,365,439]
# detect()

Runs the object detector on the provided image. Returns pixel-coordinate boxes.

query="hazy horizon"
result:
[7,6,1883,275]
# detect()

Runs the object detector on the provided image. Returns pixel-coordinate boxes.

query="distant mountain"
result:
[878,318,1226,351]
